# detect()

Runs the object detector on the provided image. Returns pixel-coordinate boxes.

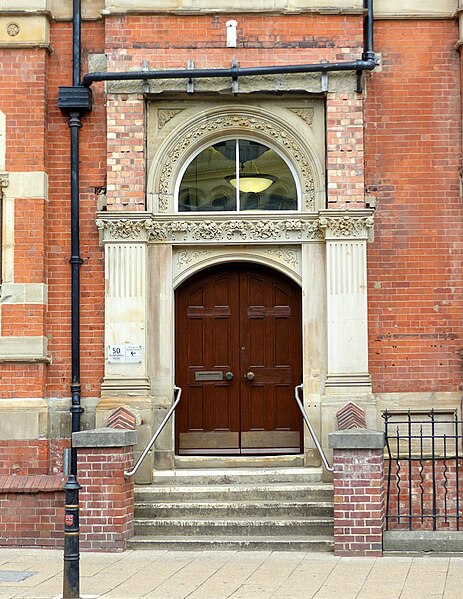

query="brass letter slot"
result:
[195,371,223,381]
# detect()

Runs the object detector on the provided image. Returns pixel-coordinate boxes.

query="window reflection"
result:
[178,139,297,212]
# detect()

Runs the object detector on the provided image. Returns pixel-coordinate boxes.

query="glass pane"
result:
[178,139,298,212]
[238,140,297,211]
[178,141,237,212]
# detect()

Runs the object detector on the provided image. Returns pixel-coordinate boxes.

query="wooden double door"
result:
[175,264,302,455]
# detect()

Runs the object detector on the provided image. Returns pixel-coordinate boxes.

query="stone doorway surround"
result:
[95,210,373,480]
[95,98,374,481]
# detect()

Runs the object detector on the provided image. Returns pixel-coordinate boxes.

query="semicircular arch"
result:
[147,104,324,213]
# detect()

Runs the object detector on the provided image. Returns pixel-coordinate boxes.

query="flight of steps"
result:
[128,463,334,551]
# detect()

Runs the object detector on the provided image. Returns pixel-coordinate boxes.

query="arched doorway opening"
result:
[175,262,302,455]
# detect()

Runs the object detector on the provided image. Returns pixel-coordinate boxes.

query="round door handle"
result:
[245,371,255,381]
[225,371,234,381]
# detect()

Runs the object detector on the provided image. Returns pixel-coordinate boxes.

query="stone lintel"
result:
[328,428,385,450]
[72,427,138,448]
[105,71,358,96]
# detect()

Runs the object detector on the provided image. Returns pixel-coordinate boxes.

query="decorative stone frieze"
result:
[97,210,374,245]
[97,215,324,244]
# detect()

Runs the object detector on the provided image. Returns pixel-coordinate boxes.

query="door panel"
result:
[175,264,302,455]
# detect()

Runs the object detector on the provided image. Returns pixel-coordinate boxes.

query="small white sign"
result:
[126,344,142,363]
[108,344,126,363]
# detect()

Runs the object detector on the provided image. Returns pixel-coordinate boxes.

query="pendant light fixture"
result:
[225,172,277,193]
[217,139,277,194]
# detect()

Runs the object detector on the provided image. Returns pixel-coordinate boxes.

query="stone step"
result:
[134,499,333,519]
[150,467,324,486]
[135,482,333,503]
[133,517,333,537]
[174,455,305,469]
[132,466,334,553]
[127,536,334,552]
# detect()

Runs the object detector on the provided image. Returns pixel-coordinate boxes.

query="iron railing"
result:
[124,385,182,479]
[294,384,333,472]
[383,409,462,531]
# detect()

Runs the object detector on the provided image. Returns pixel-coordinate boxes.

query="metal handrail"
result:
[124,385,182,479]
[294,384,334,473]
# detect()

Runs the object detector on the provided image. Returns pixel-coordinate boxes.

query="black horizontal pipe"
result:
[82,0,375,87]
[82,58,376,87]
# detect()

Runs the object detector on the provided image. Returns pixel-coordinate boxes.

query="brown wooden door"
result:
[175,264,302,455]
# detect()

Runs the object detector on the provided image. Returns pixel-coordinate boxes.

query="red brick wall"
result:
[0,440,49,476]
[365,20,463,393]
[0,47,48,399]
[78,446,135,551]
[0,439,66,549]
[0,487,65,548]
[0,438,70,476]
[105,14,363,61]
[333,447,385,556]
[45,22,106,400]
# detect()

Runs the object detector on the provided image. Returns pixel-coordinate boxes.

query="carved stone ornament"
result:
[158,109,184,129]
[0,173,9,196]
[96,215,326,244]
[96,218,146,240]
[6,23,20,37]
[96,211,374,245]
[156,114,316,212]
[266,247,300,269]
[319,214,374,239]
[176,249,211,267]
[289,108,314,127]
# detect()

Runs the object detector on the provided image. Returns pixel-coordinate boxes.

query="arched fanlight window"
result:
[177,139,298,212]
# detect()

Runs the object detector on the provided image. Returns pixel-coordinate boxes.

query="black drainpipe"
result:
[56,1,375,595]
[58,0,92,597]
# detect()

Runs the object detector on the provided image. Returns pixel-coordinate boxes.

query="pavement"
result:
[0,548,462,599]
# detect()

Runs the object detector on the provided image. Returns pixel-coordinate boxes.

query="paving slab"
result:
[0,548,462,599]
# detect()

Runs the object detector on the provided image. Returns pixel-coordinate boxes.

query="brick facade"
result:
[0,2,462,553]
